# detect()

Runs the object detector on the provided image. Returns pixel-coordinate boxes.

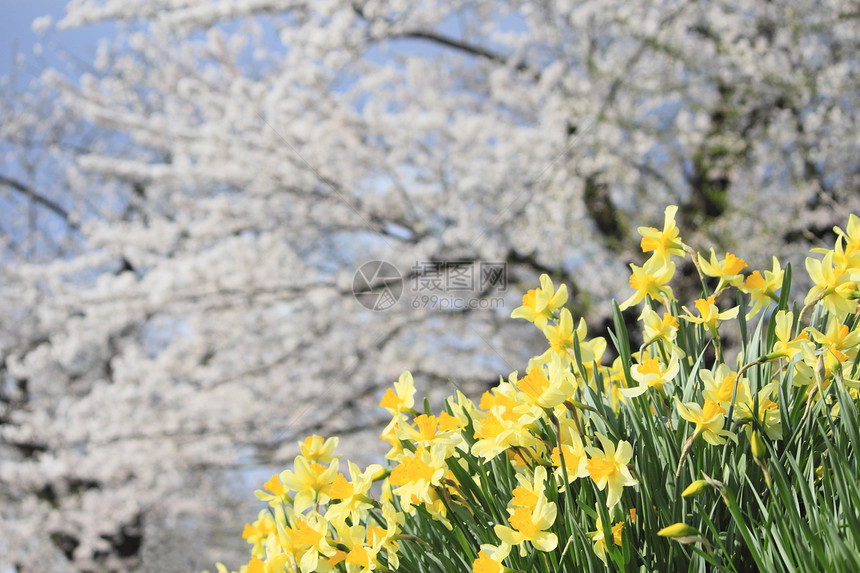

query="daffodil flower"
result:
[809,315,860,365]
[388,445,447,509]
[813,234,860,273]
[390,412,464,459]
[619,255,676,310]
[551,424,589,485]
[699,364,751,412]
[589,509,624,565]
[638,204,686,262]
[480,376,533,422]
[279,455,339,513]
[327,461,383,522]
[805,251,857,317]
[640,306,685,358]
[245,555,265,573]
[494,468,558,555]
[379,371,417,415]
[471,406,541,461]
[537,310,606,375]
[515,352,576,409]
[328,517,384,573]
[733,382,782,440]
[698,249,747,292]
[622,351,680,398]
[279,512,336,572]
[299,434,341,464]
[769,310,812,360]
[741,256,784,319]
[472,541,512,573]
[510,274,568,328]
[585,433,638,508]
[674,397,736,446]
[242,509,277,557]
[682,296,738,335]
[254,473,292,507]
[834,214,860,256]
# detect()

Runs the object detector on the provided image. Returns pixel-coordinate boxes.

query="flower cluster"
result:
[211,209,860,572]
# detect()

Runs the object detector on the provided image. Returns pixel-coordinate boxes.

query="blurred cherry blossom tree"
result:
[0,0,857,570]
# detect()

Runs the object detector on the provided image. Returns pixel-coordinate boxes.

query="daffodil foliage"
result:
[215,208,860,572]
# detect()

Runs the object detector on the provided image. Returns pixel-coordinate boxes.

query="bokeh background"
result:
[0,1,857,571]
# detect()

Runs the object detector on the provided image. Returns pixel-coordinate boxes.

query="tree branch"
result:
[392,30,508,64]
[0,174,80,232]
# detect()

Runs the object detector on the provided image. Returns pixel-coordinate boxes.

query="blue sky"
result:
[0,1,112,80]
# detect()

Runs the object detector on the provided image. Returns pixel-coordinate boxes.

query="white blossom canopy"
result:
[0,0,857,570]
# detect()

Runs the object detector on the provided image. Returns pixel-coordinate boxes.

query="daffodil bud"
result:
[750,430,766,460]
[681,479,708,497]
[658,522,699,538]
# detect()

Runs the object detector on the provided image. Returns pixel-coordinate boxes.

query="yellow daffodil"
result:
[391,413,464,460]
[640,306,685,358]
[590,509,624,565]
[805,251,857,317]
[699,364,751,412]
[279,455,339,512]
[741,256,784,319]
[509,467,543,508]
[814,234,860,272]
[682,296,738,335]
[328,461,383,522]
[472,542,512,573]
[471,407,540,461]
[639,204,686,262]
[446,389,482,428]
[245,555,265,573]
[733,382,782,440]
[299,434,341,464]
[537,311,606,376]
[379,371,419,460]
[834,214,860,255]
[515,352,576,409]
[242,509,277,557]
[380,412,411,462]
[769,310,811,360]
[809,315,860,365]
[541,307,576,356]
[480,375,527,423]
[619,255,676,310]
[622,351,680,398]
[494,467,558,556]
[254,473,292,507]
[698,249,748,292]
[278,512,336,573]
[371,502,404,570]
[389,445,446,509]
[674,398,736,446]
[328,518,382,573]
[511,274,568,328]
[379,371,417,415]
[550,424,589,485]
[585,433,637,508]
